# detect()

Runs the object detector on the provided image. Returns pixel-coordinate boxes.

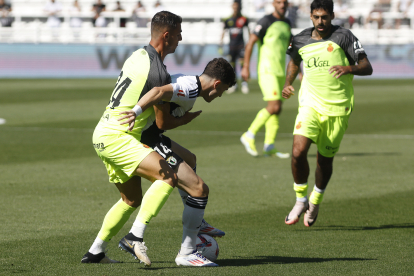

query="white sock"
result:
[297,196,308,202]
[180,196,207,255]
[263,143,274,152]
[314,186,325,193]
[89,237,108,254]
[130,220,147,239]
[246,131,255,139]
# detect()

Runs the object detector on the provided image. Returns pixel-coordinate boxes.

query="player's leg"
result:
[169,138,224,237]
[226,50,238,94]
[83,132,154,264]
[173,161,218,266]
[241,73,277,156]
[239,49,249,94]
[304,114,349,227]
[285,107,319,225]
[262,76,289,158]
[119,151,178,266]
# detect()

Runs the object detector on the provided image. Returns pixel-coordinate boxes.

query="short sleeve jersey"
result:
[140,75,201,147]
[253,14,291,76]
[97,44,171,139]
[223,15,249,51]
[287,26,366,116]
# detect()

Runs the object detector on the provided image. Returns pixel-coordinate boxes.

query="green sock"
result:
[137,180,174,225]
[309,186,325,205]
[294,182,308,200]
[248,108,271,135]
[98,199,136,242]
[264,114,279,145]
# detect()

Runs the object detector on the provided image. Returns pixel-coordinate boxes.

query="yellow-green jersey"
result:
[287,26,366,116]
[253,14,291,76]
[96,44,172,139]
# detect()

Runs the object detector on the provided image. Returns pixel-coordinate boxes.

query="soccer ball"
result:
[196,234,219,262]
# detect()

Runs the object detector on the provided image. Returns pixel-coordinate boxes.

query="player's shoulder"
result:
[293,27,313,39]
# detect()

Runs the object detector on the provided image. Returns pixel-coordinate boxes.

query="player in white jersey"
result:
[119,58,236,266]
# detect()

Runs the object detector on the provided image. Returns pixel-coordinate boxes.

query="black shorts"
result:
[152,135,183,170]
[229,48,245,63]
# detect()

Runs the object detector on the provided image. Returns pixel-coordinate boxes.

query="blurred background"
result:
[0,0,413,78]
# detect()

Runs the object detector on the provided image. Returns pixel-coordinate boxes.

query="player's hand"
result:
[118,110,136,131]
[329,65,352,79]
[181,110,202,125]
[282,85,295,99]
[241,67,249,82]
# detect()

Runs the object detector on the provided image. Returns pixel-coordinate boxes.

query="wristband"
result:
[132,105,143,117]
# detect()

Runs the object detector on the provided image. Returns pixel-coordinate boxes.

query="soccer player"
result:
[118,58,236,266]
[240,0,291,158]
[220,0,250,94]
[283,0,373,226]
[81,11,189,265]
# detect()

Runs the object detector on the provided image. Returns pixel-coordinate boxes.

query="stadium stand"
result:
[0,0,413,44]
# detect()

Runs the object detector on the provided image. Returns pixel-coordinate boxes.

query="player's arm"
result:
[153,103,201,131]
[118,84,175,130]
[241,33,259,81]
[282,58,301,99]
[329,54,373,79]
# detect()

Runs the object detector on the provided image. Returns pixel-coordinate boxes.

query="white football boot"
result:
[198,219,225,237]
[175,250,218,267]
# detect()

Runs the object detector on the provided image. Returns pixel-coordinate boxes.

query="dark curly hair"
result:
[202,58,237,87]
[151,11,182,34]
[310,0,334,14]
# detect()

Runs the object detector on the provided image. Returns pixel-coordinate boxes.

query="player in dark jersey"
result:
[240,0,291,158]
[220,0,250,94]
[283,0,373,227]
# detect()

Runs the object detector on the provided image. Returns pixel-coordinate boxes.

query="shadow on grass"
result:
[308,223,414,231]
[217,256,375,266]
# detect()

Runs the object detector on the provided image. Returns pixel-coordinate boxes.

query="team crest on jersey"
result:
[167,156,177,166]
[327,43,333,52]
[236,17,246,27]
[273,91,278,96]
[296,122,302,129]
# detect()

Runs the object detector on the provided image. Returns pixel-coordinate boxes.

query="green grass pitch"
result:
[0,78,413,275]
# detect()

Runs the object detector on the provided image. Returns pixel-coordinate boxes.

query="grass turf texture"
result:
[0,78,413,275]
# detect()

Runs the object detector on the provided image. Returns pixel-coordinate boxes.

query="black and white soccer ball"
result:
[196,234,219,262]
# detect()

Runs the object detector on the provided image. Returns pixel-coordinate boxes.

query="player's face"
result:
[203,81,230,103]
[232,2,240,14]
[273,0,288,18]
[310,8,334,37]
[165,24,182,54]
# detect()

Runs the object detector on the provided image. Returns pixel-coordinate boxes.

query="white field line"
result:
[1,126,414,139]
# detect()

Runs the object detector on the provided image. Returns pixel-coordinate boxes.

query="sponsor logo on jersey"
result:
[177,90,185,97]
[327,43,333,52]
[306,57,330,68]
[353,40,365,54]
[288,43,292,50]
[296,122,302,129]
[254,24,262,33]
[93,143,106,152]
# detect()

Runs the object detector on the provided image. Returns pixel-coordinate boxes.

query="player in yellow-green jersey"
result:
[82,11,195,266]
[240,0,291,158]
[283,0,373,227]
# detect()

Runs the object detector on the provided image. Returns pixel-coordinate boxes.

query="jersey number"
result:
[154,142,172,159]
[109,71,132,109]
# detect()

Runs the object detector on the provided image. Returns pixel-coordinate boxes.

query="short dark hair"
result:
[310,0,334,14]
[151,11,182,34]
[202,58,237,87]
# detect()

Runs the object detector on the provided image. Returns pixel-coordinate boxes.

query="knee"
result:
[267,102,282,115]
[122,195,142,208]
[191,179,209,198]
[163,172,179,188]
[292,147,307,162]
